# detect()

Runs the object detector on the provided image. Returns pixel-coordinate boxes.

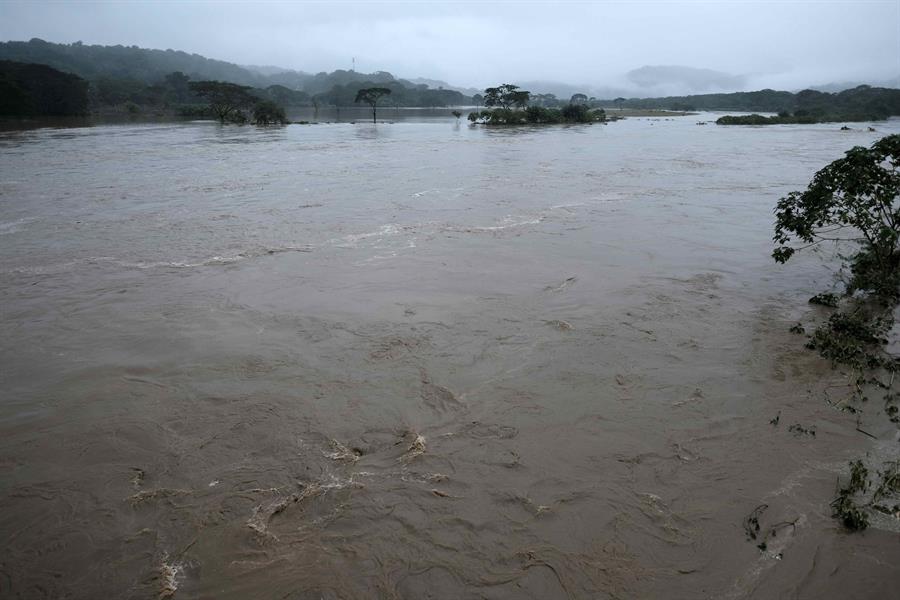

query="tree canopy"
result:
[484,84,530,110]
[774,134,900,298]
[354,87,391,123]
[0,60,89,116]
[188,80,257,123]
[252,100,287,125]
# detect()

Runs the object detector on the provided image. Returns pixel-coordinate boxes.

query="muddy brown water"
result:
[1,116,899,599]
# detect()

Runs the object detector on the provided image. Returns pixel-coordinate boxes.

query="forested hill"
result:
[0,38,470,108]
[605,85,900,119]
[0,38,273,86]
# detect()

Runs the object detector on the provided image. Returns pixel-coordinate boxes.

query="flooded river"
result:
[1,115,898,599]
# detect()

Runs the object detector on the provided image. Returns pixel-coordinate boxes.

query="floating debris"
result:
[743,504,768,540]
[400,433,427,462]
[247,482,323,538]
[544,276,577,292]
[787,423,816,437]
[130,467,145,488]
[324,438,362,463]
[545,319,574,331]
[128,488,190,506]
[158,554,182,599]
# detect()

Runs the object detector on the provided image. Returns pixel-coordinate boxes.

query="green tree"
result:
[0,60,89,116]
[253,100,287,125]
[188,80,257,123]
[570,93,588,105]
[774,134,900,298]
[510,90,530,108]
[354,87,391,123]
[484,84,529,109]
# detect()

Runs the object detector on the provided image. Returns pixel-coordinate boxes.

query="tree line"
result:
[466,84,606,125]
[604,86,900,120]
[0,38,474,112]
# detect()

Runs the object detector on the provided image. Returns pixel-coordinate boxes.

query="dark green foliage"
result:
[809,292,840,307]
[831,491,870,530]
[188,80,257,123]
[252,100,287,125]
[872,461,900,502]
[0,60,88,116]
[829,460,884,531]
[484,84,529,109]
[773,134,900,300]
[354,87,391,123]
[316,79,467,108]
[471,104,603,126]
[560,103,592,122]
[0,38,254,85]
[606,85,900,118]
[451,110,462,119]
[261,84,309,107]
[789,323,805,334]
[805,310,894,370]
[776,137,900,532]
[848,460,869,493]
[0,40,472,111]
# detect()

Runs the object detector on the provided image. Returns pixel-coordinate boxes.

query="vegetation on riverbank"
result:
[0,39,472,115]
[717,111,887,125]
[467,83,606,125]
[0,60,89,116]
[606,85,900,119]
[775,134,900,530]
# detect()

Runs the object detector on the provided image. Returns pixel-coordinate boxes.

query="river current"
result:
[1,115,898,598]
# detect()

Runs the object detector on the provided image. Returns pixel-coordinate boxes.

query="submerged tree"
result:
[188,80,257,123]
[354,87,391,123]
[252,100,287,125]
[773,134,900,299]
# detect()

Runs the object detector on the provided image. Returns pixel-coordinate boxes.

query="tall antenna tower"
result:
[352,57,356,72]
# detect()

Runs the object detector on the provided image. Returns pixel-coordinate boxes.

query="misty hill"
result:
[626,65,746,94]
[0,39,471,106]
[812,76,900,93]
[0,60,89,116]
[0,38,271,86]
[405,77,481,97]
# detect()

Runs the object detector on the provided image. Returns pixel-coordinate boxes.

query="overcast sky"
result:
[1,0,898,93]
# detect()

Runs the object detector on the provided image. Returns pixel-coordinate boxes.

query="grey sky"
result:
[1,0,898,93]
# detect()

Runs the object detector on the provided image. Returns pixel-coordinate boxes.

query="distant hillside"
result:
[602,85,900,118]
[625,65,746,94]
[0,38,269,86]
[0,60,89,116]
[0,39,471,108]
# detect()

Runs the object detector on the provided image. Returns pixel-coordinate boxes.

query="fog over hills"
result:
[1,1,896,96]
[1,36,897,104]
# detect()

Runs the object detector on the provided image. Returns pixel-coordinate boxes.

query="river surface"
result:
[1,115,899,599]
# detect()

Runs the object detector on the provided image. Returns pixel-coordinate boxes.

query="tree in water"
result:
[188,81,257,123]
[774,134,900,298]
[252,100,287,125]
[484,84,529,109]
[354,87,392,123]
